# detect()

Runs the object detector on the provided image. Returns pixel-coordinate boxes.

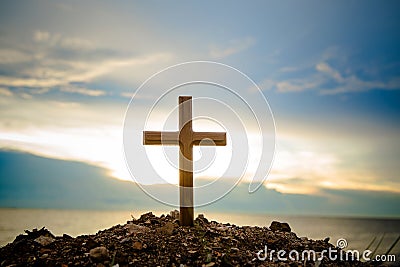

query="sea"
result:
[1,208,399,262]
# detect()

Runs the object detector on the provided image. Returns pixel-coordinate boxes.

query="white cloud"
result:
[279,66,300,73]
[0,76,62,88]
[258,79,275,91]
[34,30,93,50]
[316,62,344,82]
[258,60,400,94]
[0,49,31,64]
[34,30,51,42]
[0,95,130,181]
[209,37,255,58]
[0,87,13,97]
[316,62,400,95]
[0,29,173,96]
[276,80,321,93]
[61,86,106,96]
[264,136,400,195]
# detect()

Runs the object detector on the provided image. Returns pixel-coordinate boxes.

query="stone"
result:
[170,210,179,220]
[125,224,150,235]
[196,214,209,224]
[230,247,239,253]
[34,235,55,246]
[158,222,175,235]
[63,233,73,239]
[133,241,143,250]
[120,237,131,244]
[269,221,291,232]
[205,253,212,263]
[85,238,99,249]
[89,247,109,262]
[139,212,154,222]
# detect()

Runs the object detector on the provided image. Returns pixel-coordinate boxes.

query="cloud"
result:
[257,79,275,91]
[252,77,320,93]
[259,60,400,94]
[34,30,51,42]
[34,30,93,50]
[0,95,130,181]
[276,79,321,93]
[0,30,173,97]
[60,85,106,96]
[209,37,255,58]
[266,147,400,195]
[0,49,31,64]
[0,87,13,97]
[316,62,344,82]
[316,62,400,94]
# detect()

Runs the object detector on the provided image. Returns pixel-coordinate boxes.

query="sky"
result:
[0,1,399,215]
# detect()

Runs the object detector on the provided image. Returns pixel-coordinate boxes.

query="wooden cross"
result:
[143,96,227,226]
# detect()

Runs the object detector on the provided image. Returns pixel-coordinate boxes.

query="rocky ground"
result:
[0,211,376,266]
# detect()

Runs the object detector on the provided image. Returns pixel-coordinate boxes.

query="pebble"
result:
[89,246,109,262]
[158,222,175,235]
[125,224,150,235]
[269,221,291,232]
[133,241,143,250]
[34,235,55,246]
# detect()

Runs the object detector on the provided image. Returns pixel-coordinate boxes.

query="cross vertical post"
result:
[178,96,194,226]
[143,96,227,226]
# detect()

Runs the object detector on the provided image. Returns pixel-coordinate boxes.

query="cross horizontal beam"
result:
[143,131,226,146]
[143,131,179,145]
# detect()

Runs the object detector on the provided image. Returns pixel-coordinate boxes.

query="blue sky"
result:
[0,1,399,215]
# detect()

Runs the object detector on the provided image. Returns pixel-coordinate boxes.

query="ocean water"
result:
[1,208,399,259]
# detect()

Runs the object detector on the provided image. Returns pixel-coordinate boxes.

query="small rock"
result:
[215,226,229,231]
[139,212,154,221]
[125,224,150,235]
[89,246,109,262]
[63,233,73,239]
[170,210,179,220]
[188,250,198,258]
[324,237,330,243]
[34,235,55,246]
[40,248,52,254]
[230,247,239,253]
[133,241,143,250]
[269,221,291,232]
[221,254,232,266]
[300,237,308,241]
[266,237,278,244]
[40,254,49,259]
[205,253,212,263]
[120,237,131,244]
[85,238,99,249]
[158,222,175,235]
